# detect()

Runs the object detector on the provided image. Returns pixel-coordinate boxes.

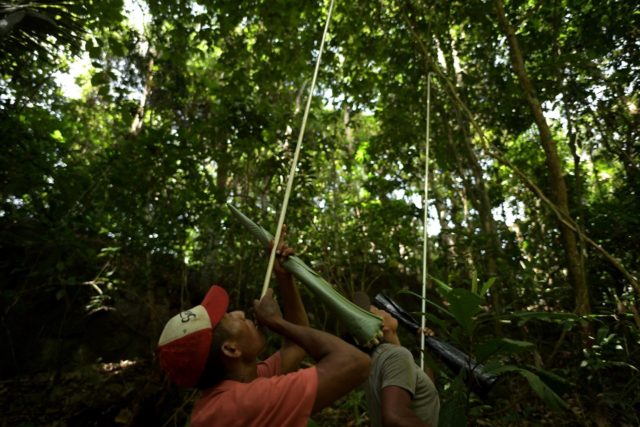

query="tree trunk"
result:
[494,0,591,316]
[437,32,503,315]
[461,132,502,313]
[130,53,154,136]
[430,169,457,279]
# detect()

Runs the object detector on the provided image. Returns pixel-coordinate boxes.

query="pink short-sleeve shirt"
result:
[191,352,318,427]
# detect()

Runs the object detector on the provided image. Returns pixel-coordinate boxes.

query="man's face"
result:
[370,305,399,333]
[221,310,266,359]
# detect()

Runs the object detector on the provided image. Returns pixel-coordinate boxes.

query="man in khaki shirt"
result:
[354,292,440,427]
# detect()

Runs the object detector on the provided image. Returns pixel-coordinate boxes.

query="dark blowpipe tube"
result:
[373,292,498,397]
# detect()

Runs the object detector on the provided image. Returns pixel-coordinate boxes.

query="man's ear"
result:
[222,340,242,359]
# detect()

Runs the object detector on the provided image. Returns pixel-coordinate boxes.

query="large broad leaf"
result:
[401,283,483,336]
[490,366,569,412]
[446,288,484,336]
[525,365,574,395]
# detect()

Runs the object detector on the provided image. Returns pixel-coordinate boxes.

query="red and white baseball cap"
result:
[157,285,229,387]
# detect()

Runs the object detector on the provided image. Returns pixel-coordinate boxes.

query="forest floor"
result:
[0,358,618,427]
[1,357,363,427]
[1,359,171,427]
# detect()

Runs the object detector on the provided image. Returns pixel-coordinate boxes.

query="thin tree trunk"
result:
[130,52,154,136]
[494,0,591,316]
[437,32,503,315]
[461,131,502,314]
[430,169,457,278]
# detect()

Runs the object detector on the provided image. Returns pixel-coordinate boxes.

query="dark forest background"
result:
[1,0,638,425]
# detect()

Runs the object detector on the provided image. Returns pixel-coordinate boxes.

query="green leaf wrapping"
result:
[228,204,383,348]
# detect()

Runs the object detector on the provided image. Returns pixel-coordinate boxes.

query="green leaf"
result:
[97,85,110,97]
[88,44,102,59]
[479,277,497,296]
[399,289,455,320]
[525,365,574,394]
[50,129,65,143]
[505,311,582,325]
[422,312,448,330]
[110,39,125,57]
[446,288,483,336]
[490,366,569,411]
[428,274,453,295]
[91,71,109,86]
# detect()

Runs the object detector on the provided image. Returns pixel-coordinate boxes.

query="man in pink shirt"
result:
[157,241,370,426]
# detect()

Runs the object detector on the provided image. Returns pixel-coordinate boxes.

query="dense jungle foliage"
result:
[1,0,638,425]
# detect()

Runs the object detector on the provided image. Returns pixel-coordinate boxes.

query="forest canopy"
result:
[1,0,638,425]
